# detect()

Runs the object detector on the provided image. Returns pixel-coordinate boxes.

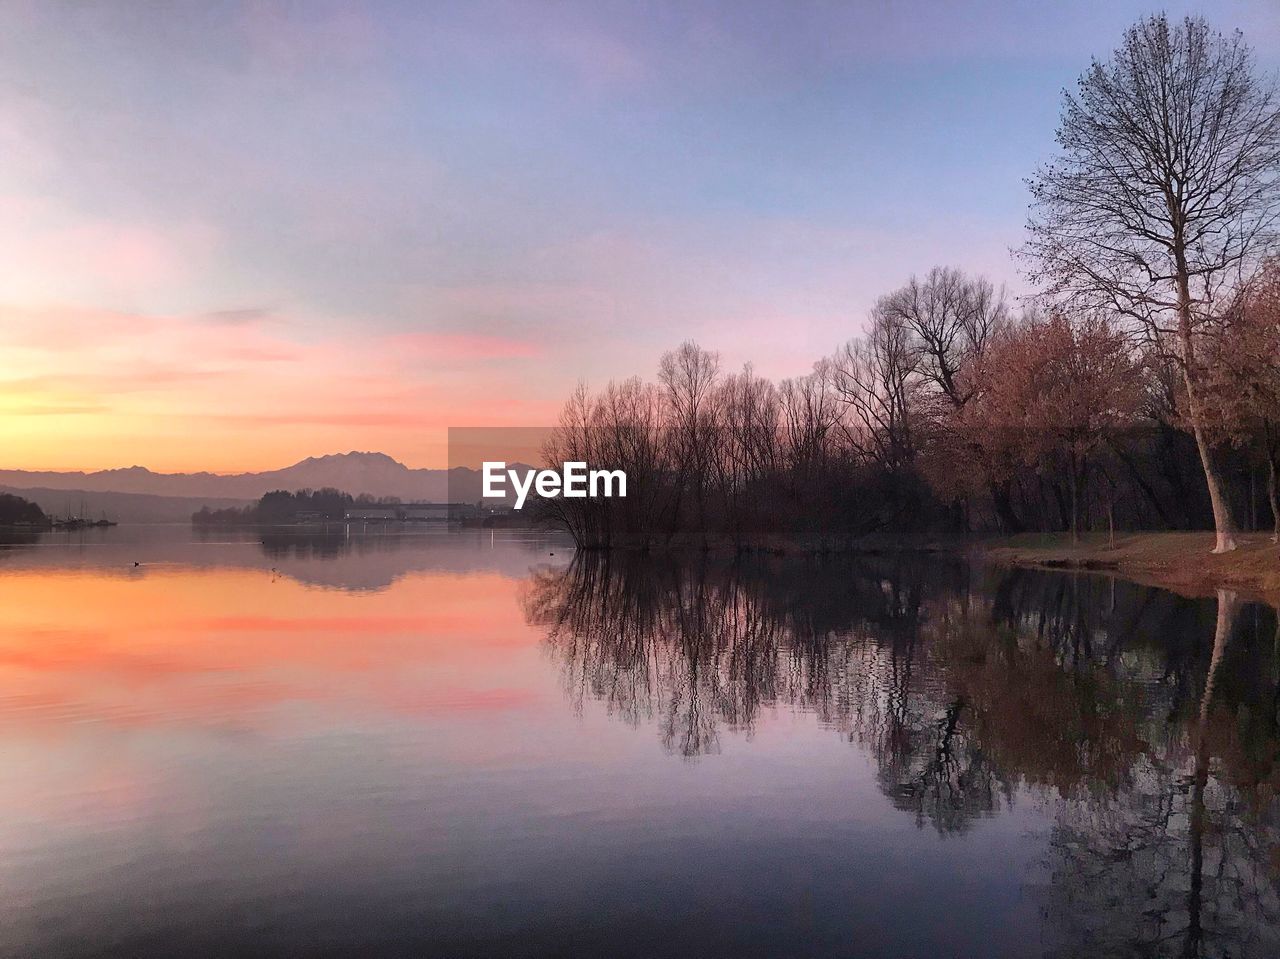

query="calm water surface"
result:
[1,526,1277,958]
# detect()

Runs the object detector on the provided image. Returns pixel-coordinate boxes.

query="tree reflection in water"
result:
[523,553,1280,957]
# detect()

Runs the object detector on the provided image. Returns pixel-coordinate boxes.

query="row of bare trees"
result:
[540,343,874,549]
[542,14,1280,552]
[542,256,1279,548]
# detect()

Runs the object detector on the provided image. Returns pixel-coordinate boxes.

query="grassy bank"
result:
[980,531,1280,603]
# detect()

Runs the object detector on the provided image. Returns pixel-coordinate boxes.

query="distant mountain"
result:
[0,452,524,506]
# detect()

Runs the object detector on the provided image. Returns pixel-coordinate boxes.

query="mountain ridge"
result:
[0,452,500,502]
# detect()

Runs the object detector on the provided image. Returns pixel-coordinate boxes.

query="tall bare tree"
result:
[833,305,917,471]
[658,341,721,541]
[859,267,1014,529]
[875,266,1008,411]
[1024,14,1280,552]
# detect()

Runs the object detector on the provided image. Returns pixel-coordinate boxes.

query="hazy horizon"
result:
[0,449,516,477]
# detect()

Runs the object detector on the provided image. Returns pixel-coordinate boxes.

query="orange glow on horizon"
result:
[0,302,565,472]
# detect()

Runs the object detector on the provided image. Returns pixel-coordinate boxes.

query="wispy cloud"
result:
[386,331,543,360]
[0,403,109,416]
[200,307,277,325]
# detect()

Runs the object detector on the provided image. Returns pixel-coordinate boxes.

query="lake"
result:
[0,526,1277,958]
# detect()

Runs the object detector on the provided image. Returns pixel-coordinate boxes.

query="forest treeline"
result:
[192,488,399,525]
[541,15,1280,552]
[0,493,46,526]
[542,261,1280,549]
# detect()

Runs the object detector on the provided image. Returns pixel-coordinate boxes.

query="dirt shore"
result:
[980,531,1280,604]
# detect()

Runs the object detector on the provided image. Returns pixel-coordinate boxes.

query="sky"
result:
[0,0,1277,472]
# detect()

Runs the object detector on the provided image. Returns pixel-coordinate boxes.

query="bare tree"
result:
[779,361,842,482]
[712,365,781,545]
[658,341,721,542]
[850,267,1015,530]
[833,304,917,471]
[1024,14,1280,552]
[876,266,1008,410]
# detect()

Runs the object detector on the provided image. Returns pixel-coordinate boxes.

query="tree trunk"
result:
[1106,476,1116,546]
[1069,454,1080,544]
[1265,421,1280,543]
[1110,441,1178,529]
[1183,589,1237,957]
[1051,480,1070,532]
[1188,412,1237,552]
[1176,265,1237,553]
[1269,455,1280,545]
[1250,465,1259,532]
[989,480,1022,535]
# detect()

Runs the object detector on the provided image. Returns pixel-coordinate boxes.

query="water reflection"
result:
[0,524,568,590]
[526,553,1280,956]
[3,529,1278,957]
[0,528,43,547]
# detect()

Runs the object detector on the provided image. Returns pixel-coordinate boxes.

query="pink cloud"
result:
[200,307,276,325]
[209,410,451,429]
[239,1,382,74]
[1,403,108,416]
[0,369,230,395]
[0,304,165,347]
[412,281,616,331]
[0,211,217,300]
[539,23,648,86]
[385,331,543,360]
[220,343,302,362]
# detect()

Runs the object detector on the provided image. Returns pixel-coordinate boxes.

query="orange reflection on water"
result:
[0,566,546,736]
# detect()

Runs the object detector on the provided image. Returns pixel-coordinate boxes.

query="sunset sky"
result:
[1,0,1276,472]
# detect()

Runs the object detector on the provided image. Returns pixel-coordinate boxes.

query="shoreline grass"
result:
[979,531,1280,604]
